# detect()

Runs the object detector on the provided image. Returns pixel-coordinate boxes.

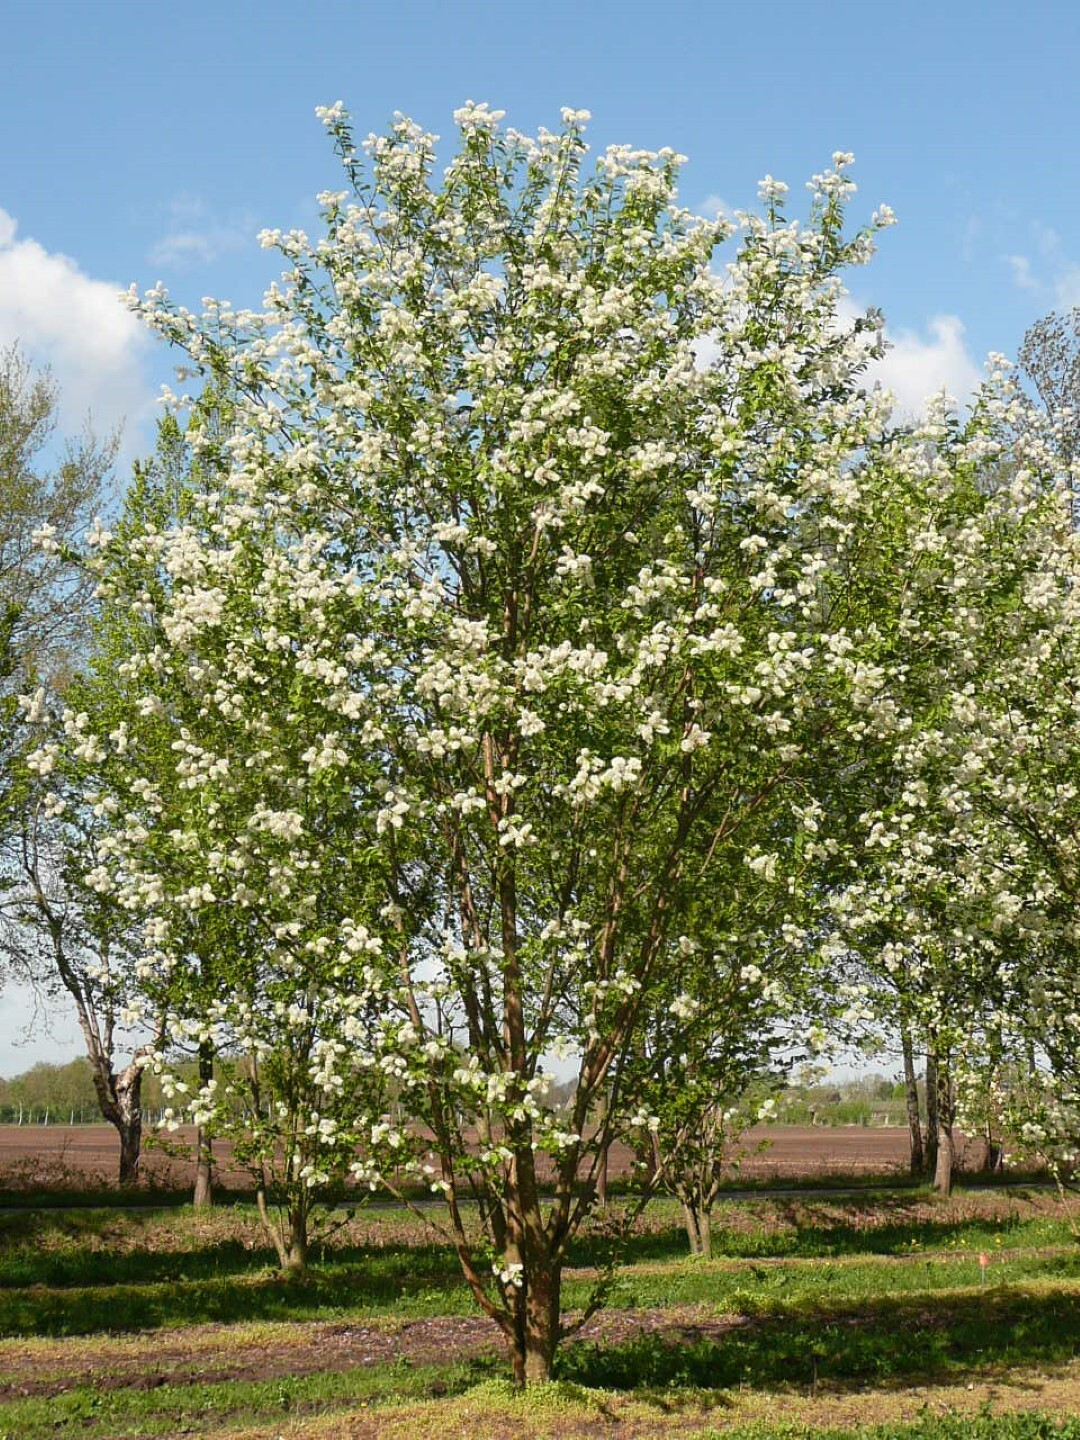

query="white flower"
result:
[746,852,778,882]
[493,1260,525,1289]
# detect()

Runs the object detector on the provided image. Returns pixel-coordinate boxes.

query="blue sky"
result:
[2,0,1079,1069]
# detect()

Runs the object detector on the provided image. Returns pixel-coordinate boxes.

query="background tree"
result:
[1020,308,1080,463]
[0,346,155,1182]
[0,715,161,1188]
[0,345,113,683]
[825,372,1080,1194]
[0,344,114,886]
[41,406,398,1264]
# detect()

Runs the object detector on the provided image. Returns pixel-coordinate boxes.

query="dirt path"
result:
[0,1307,741,1399]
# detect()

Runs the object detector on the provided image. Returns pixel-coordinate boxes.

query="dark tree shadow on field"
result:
[0,1240,467,1337]
[0,1204,462,1293]
[567,1193,1049,1266]
[557,1287,1080,1397]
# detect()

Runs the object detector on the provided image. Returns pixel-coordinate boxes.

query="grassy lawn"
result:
[3,1188,1080,1438]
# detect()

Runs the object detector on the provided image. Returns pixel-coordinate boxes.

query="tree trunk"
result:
[285,1211,308,1276]
[117,1111,142,1186]
[56,940,149,1189]
[192,1043,214,1209]
[694,1207,712,1260]
[594,1091,610,1208]
[933,1124,954,1196]
[255,1186,309,1275]
[932,1062,954,1197]
[681,1200,712,1258]
[596,1144,609,1208]
[925,1052,939,1181]
[901,1021,924,1176]
[193,1129,213,1208]
[682,1201,701,1255]
[987,1125,1005,1174]
[510,1261,561,1385]
[113,1059,144,1187]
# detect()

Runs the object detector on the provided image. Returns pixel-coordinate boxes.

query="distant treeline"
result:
[777,1074,913,1128]
[0,1058,186,1125]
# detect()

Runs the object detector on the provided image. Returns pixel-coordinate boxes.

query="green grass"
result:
[0,1255,478,1335]
[558,1283,1080,1390]
[0,1353,498,1439]
[569,1210,1072,1270]
[3,1376,1079,1440]
[1,1189,1069,1285]
[697,1420,1080,1439]
[3,1235,1078,1339]
[1,1193,1077,1338]
[662,1206,1071,1262]
[4,1191,1080,1438]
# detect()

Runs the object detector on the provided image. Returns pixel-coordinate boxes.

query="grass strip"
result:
[6,1366,1080,1440]
[176,1383,1080,1440]
[2,1191,1072,1284]
[4,1244,1079,1338]
[0,1354,495,1439]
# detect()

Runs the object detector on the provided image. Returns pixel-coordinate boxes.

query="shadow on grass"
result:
[0,1236,272,1289]
[0,1243,471,1337]
[566,1195,1065,1269]
[558,1286,1080,1394]
[734,1195,1064,1261]
[0,1355,505,1440]
[0,1203,465,1295]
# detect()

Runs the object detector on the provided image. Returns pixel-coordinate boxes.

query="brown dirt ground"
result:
[0,1314,495,1398]
[0,1295,1058,1409]
[0,1307,755,1399]
[0,1122,998,1195]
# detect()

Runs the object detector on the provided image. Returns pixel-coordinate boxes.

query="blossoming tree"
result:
[51,102,946,1381]
[44,418,398,1266]
[824,377,1080,1193]
[0,350,155,1181]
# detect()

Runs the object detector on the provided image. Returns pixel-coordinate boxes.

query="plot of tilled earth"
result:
[0,1123,946,1194]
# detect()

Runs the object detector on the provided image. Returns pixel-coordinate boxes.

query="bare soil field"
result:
[0,1122,992,1193]
[0,1123,250,1191]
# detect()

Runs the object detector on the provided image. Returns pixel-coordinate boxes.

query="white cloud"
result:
[1005,254,1041,292]
[872,314,983,420]
[149,195,252,269]
[699,194,734,221]
[1052,267,1080,310]
[1004,222,1080,313]
[837,298,982,419]
[697,295,983,420]
[0,207,154,461]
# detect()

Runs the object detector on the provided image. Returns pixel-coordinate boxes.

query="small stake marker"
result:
[979,1252,990,1285]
